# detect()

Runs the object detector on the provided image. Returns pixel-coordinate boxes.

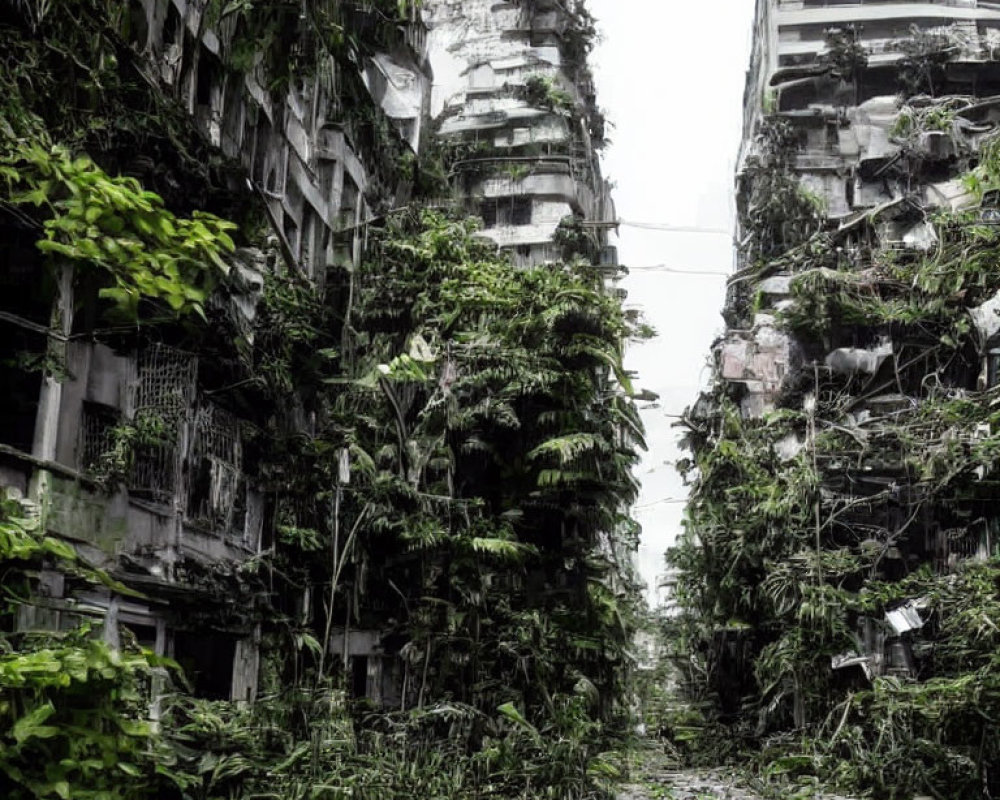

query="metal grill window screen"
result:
[128,344,197,503]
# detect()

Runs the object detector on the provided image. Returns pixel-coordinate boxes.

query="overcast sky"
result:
[587,2,757,605]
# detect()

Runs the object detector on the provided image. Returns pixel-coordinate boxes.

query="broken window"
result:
[79,402,120,472]
[162,2,181,49]
[350,655,372,699]
[934,527,984,572]
[511,196,532,225]
[480,196,532,228]
[0,326,45,454]
[349,655,401,707]
[128,344,196,503]
[187,402,245,539]
[480,199,499,228]
[122,622,158,651]
[173,630,236,700]
[195,47,215,108]
[0,221,52,453]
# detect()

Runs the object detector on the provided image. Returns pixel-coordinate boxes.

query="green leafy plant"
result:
[0,492,175,800]
[0,142,235,320]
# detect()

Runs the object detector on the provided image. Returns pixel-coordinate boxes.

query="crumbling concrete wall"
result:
[423,0,616,262]
[0,0,435,705]
[695,0,1000,695]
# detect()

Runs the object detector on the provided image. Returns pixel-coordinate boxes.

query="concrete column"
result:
[29,263,73,507]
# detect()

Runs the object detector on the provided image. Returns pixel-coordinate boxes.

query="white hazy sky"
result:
[588,2,756,605]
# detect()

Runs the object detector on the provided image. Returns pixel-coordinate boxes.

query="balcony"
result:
[781,0,979,7]
[777,0,1000,26]
[795,151,845,170]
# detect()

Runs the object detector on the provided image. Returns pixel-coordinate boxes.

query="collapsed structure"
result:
[2,0,623,713]
[676,0,1000,793]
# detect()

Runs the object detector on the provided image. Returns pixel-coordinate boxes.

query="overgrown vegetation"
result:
[0,493,169,800]
[251,208,645,746]
[666,27,1000,800]
[0,1,643,796]
[0,208,646,797]
[1,138,235,320]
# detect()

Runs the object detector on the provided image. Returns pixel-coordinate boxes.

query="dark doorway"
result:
[173,631,236,700]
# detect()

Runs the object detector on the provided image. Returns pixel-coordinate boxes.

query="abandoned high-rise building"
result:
[2,0,621,710]
[729,0,1000,417]
[1,0,432,703]
[679,0,1000,747]
[423,0,617,267]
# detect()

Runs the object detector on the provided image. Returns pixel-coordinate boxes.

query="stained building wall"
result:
[727,0,1000,418]
[0,0,432,705]
[423,0,617,266]
[2,0,618,710]
[697,0,1000,695]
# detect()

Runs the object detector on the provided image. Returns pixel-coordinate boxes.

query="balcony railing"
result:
[780,0,980,8]
[795,151,844,169]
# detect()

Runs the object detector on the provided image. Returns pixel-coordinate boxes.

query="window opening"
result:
[0,325,45,453]
[128,344,196,503]
[350,655,368,698]
[173,631,236,700]
[196,48,214,107]
[163,2,181,48]
[480,196,532,228]
[123,623,157,650]
[511,196,532,225]
[187,402,245,538]
[480,199,498,228]
[80,402,121,472]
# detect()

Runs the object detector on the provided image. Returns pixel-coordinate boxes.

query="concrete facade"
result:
[707,0,1000,692]
[423,0,617,266]
[1,0,431,704]
[729,0,1000,417]
[742,0,1000,170]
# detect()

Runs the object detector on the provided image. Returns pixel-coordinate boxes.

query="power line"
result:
[626,264,730,276]
[634,497,688,510]
[619,220,733,235]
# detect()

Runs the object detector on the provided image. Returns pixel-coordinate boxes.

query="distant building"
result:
[424,0,618,267]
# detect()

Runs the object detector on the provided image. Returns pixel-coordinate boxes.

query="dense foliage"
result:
[669,44,1000,799]
[0,0,644,796]
[0,495,167,800]
[0,209,645,798]
[1,139,235,320]
[249,210,645,781]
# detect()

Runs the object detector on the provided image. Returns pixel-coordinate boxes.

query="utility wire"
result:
[633,497,688,510]
[618,220,733,235]
[625,264,730,276]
